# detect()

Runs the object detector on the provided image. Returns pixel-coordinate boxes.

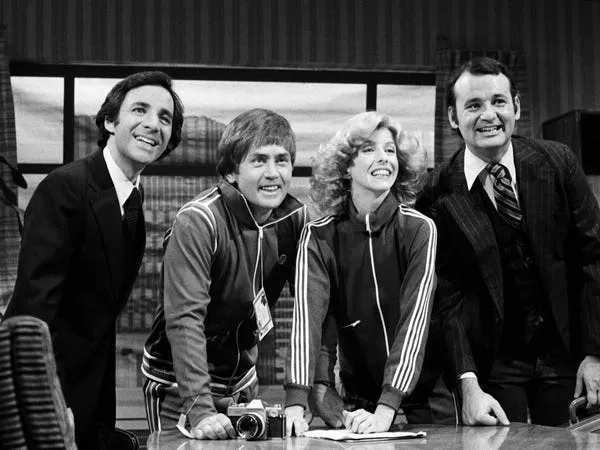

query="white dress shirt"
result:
[103,148,140,217]
[463,142,520,209]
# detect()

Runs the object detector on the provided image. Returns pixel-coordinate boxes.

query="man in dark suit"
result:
[417,57,600,426]
[4,71,184,448]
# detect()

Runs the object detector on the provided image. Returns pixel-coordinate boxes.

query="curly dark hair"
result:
[94,71,184,159]
[310,111,426,216]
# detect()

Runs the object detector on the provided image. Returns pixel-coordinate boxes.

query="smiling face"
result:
[104,84,174,180]
[448,71,520,163]
[347,127,398,206]
[226,144,293,224]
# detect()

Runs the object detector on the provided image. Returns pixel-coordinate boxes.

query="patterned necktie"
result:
[123,188,142,239]
[485,163,522,228]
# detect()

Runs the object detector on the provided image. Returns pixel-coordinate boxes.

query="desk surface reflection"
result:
[147,423,600,449]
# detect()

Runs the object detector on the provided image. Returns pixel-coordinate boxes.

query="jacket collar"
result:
[89,149,116,190]
[442,148,504,317]
[88,151,128,306]
[464,142,517,191]
[345,191,398,234]
[218,179,304,228]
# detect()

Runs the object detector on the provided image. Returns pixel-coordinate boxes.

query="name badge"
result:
[253,287,273,341]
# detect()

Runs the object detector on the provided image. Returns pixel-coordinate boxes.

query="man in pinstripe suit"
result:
[418,57,600,426]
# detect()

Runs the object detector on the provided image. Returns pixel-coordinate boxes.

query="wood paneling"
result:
[1,0,599,135]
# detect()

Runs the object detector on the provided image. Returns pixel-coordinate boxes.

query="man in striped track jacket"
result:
[142,109,307,440]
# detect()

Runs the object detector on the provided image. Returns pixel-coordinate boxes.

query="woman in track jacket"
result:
[285,111,437,435]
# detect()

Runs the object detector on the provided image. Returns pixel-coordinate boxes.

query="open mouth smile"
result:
[259,185,281,193]
[477,125,503,133]
[370,168,393,178]
[135,135,159,146]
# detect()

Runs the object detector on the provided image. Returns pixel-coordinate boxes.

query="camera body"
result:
[227,399,286,440]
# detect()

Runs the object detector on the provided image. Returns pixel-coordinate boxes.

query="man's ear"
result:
[448,107,459,129]
[514,95,521,121]
[104,118,116,135]
[225,173,236,184]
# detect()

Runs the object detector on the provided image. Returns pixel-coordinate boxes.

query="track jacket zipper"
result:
[365,213,390,356]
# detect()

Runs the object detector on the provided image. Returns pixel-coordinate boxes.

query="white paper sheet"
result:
[303,429,426,441]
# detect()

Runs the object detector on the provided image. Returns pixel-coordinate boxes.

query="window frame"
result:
[10,61,435,178]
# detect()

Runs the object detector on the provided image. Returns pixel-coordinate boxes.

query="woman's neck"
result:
[351,189,389,215]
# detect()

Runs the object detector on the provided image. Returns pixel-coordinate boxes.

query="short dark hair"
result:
[446,57,519,113]
[216,109,296,177]
[94,71,184,159]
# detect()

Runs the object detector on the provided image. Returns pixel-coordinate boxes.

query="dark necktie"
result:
[123,188,142,239]
[485,163,522,228]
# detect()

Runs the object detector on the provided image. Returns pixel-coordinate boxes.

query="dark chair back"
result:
[0,324,27,448]
[0,315,76,449]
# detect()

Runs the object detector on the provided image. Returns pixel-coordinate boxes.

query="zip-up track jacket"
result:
[285,193,437,412]
[143,180,306,426]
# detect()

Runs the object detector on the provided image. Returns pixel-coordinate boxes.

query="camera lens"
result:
[236,413,265,439]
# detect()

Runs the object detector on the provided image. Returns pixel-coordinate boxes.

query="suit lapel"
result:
[87,151,125,303]
[444,150,504,317]
[514,138,555,292]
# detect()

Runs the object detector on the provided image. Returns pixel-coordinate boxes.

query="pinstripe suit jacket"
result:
[417,135,600,383]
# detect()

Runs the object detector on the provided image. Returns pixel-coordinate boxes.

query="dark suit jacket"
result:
[417,135,600,383]
[5,150,145,446]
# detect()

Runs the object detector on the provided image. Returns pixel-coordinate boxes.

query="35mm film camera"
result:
[227,399,286,440]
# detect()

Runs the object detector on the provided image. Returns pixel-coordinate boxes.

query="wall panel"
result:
[0,0,599,135]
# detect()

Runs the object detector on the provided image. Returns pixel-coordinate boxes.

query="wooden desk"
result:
[147,423,600,449]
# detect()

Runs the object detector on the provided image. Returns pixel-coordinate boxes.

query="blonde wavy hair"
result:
[310,111,427,216]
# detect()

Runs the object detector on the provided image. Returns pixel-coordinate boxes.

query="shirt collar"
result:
[464,142,517,190]
[103,147,140,210]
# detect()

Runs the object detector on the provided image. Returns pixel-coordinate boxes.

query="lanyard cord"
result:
[253,226,264,296]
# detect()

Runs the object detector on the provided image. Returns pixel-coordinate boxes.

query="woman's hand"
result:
[342,404,395,434]
[285,405,310,437]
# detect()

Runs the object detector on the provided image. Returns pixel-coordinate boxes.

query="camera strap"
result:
[175,366,259,438]
[176,413,194,438]
[176,394,200,438]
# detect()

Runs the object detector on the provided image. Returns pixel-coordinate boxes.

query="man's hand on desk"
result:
[461,378,509,426]
[575,355,600,408]
[191,413,236,439]
[285,405,310,437]
[342,404,395,434]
